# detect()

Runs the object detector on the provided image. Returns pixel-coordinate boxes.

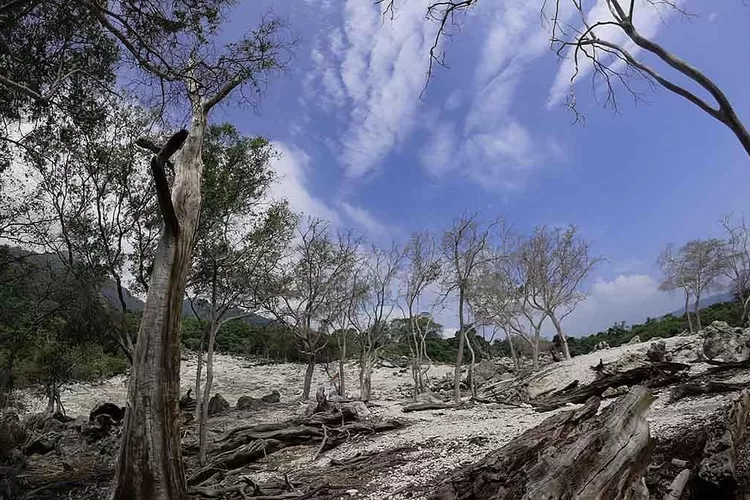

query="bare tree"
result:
[264,218,361,400]
[349,244,403,401]
[521,226,600,360]
[383,0,750,157]
[441,215,498,402]
[659,239,726,332]
[400,232,442,399]
[720,214,750,325]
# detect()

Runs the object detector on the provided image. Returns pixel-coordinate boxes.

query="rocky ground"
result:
[3,321,750,499]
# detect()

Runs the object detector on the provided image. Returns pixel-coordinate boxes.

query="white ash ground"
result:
[18,333,749,499]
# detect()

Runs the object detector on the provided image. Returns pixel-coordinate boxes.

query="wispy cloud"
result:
[338,201,402,242]
[306,0,439,179]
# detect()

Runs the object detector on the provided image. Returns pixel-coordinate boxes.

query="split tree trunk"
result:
[453,288,466,403]
[431,386,654,499]
[549,313,571,360]
[110,117,205,500]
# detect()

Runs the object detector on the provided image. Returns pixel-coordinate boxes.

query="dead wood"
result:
[402,401,459,413]
[670,382,747,403]
[430,386,654,500]
[532,362,688,412]
[696,389,750,498]
[663,469,690,500]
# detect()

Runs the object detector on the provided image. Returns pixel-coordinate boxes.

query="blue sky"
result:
[209,0,750,337]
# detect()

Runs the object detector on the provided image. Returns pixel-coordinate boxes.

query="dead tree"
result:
[430,386,654,499]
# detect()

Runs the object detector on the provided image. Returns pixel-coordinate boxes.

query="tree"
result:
[264,218,361,400]
[350,244,403,401]
[720,214,750,325]
[521,226,600,360]
[658,239,726,333]
[441,215,497,402]
[187,124,295,465]
[401,232,442,399]
[386,0,750,157]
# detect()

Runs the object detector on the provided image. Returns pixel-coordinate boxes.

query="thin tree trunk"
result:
[506,331,519,372]
[338,334,346,397]
[453,288,466,403]
[532,326,541,372]
[198,321,218,466]
[548,314,571,360]
[694,293,702,332]
[193,326,207,421]
[110,118,204,500]
[684,289,694,334]
[302,353,316,400]
[465,326,476,397]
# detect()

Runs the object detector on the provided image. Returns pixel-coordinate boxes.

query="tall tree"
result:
[385,0,750,157]
[187,124,294,465]
[401,232,442,399]
[350,244,403,401]
[441,215,497,402]
[720,214,750,325]
[521,225,600,360]
[264,218,361,400]
[658,239,726,332]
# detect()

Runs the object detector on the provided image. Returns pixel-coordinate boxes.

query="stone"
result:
[594,341,610,351]
[236,395,261,410]
[24,433,58,455]
[90,402,125,424]
[260,390,281,403]
[646,341,667,362]
[208,393,230,416]
[626,336,641,345]
[702,321,750,363]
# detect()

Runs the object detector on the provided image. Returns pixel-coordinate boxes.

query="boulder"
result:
[626,335,641,345]
[82,414,115,442]
[473,359,497,385]
[702,321,750,363]
[236,395,261,410]
[261,390,281,403]
[602,385,629,398]
[0,410,26,460]
[90,402,125,424]
[208,393,230,416]
[594,341,610,351]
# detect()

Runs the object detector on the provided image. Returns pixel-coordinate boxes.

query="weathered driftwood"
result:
[532,362,687,412]
[430,386,654,500]
[669,381,747,403]
[402,401,459,413]
[696,389,750,497]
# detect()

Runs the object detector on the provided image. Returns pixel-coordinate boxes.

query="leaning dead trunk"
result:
[548,313,571,360]
[431,386,654,499]
[110,122,203,500]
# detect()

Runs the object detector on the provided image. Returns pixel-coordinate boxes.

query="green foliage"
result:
[564,300,743,356]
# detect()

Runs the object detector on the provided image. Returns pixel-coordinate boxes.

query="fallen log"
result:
[670,381,747,403]
[532,362,688,412]
[696,389,750,498]
[430,386,654,500]
[402,402,458,413]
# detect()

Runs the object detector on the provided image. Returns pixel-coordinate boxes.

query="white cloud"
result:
[307,0,439,178]
[268,143,339,224]
[419,121,456,178]
[559,274,684,336]
[547,0,687,107]
[338,201,402,242]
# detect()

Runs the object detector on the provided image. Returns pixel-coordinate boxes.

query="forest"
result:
[1,1,750,500]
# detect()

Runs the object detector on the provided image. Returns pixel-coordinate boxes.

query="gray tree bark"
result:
[110,118,204,500]
[453,288,466,403]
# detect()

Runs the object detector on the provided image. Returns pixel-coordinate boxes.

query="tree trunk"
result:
[198,321,218,466]
[506,331,519,372]
[465,326,476,397]
[193,327,207,421]
[531,326,541,372]
[338,335,346,397]
[548,314,571,360]
[684,289,694,334]
[694,293,702,332]
[302,353,316,400]
[453,288,465,403]
[110,117,205,500]
[360,355,372,402]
